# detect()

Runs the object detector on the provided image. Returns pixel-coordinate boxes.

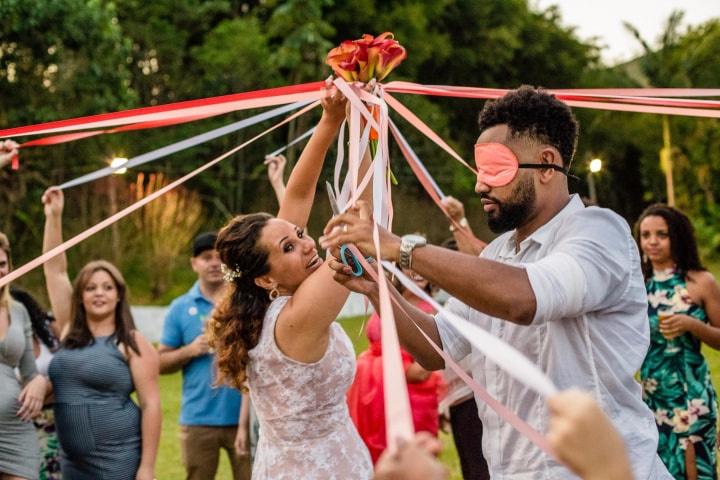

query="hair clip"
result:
[221,263,242,282]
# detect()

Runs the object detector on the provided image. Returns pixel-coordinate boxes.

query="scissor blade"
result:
[325,181,340,216]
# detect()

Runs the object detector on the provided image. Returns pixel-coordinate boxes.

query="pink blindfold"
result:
[474,142,569,187]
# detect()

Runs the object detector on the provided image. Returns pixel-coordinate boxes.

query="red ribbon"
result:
[0,81,325,138]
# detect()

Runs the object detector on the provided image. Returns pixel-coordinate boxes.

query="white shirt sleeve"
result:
[526,208,634,324]
[434,297,472,361]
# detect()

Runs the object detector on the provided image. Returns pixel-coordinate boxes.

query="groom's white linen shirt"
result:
[435,194,671,480]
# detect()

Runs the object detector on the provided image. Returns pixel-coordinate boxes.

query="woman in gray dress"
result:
[0,232,49,480]
[41,189,161,480]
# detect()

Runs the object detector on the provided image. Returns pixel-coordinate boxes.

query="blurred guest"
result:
[347,249,444,464]
[636,204,720,479]
[0,232,48,480]
[42,188,160,480]
[158,232,250,480]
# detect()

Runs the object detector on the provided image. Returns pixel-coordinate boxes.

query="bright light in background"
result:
[111,157,128,174]
[589,158,603,173]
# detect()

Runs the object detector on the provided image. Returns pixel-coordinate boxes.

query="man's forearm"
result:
[368,287,445,370]
[410,245,537,325]
[158,346,194,374]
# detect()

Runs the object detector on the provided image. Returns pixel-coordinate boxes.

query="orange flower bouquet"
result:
[325,32,407,83]
[325,33,406,190]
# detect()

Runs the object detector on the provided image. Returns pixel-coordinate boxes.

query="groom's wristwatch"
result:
[398,234,427,270]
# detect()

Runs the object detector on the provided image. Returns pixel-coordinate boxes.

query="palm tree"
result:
[624,10,689,206]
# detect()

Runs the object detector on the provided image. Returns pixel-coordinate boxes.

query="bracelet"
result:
[449,217,469,232]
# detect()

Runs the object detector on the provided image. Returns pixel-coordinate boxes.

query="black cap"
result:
[192,232,218,257]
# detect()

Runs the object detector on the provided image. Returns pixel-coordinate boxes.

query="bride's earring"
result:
[269,287,280,301]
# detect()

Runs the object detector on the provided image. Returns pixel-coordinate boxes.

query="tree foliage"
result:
[1,1,718,301]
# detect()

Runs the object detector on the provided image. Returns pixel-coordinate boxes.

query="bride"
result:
[208,80,374,479]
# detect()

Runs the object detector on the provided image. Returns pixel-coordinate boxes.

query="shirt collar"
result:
[189,281,212,304]
[500,194,585,257]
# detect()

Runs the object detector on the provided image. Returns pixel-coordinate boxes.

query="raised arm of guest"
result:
[41,187,72,338]
[440,196,485,256]
[264,154,287,206]
[0,139,19,169]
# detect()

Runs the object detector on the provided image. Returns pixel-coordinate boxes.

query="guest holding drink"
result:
[636,204,720,479]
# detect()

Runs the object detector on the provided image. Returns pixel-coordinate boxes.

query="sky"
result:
[533,0,720,65]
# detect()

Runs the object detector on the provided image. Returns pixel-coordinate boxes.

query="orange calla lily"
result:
[326,32,406,83]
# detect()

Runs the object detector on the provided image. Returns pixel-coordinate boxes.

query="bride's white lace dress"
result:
[247,296,373,479]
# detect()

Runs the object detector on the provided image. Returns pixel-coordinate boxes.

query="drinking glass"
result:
[658,310,680,354]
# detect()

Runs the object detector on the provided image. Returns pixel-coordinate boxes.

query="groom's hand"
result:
[320,200,401,262]
[327,257,378,296]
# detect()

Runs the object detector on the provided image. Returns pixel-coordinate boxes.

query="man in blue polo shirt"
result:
[159,232,250,480]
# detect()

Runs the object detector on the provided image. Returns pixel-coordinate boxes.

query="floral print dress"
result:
[640,269,718,479]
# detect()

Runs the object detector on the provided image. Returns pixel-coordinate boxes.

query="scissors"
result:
[326,181,373,277]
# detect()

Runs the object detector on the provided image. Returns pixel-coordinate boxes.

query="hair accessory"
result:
[221,263,242,282]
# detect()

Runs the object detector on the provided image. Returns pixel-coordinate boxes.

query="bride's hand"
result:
[327,257,378,296]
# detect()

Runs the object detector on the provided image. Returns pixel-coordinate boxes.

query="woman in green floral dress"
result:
[637,204,720,480]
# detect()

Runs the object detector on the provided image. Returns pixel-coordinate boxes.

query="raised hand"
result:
[0,139,19,169]
[440,196,465,222]
[264,154,287,187]
[320,77,348,125]
[41,187,65,218]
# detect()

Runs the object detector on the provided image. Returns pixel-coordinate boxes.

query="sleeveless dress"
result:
[247,296,373,480]
[49,335,142,479]
[0,300,41,479]
[640,269,718,479]
[347,300,444,463]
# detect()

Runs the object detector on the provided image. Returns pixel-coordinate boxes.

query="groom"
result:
[321,86,671,479]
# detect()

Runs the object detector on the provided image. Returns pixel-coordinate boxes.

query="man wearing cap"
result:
[159,232,250,480]
[321,86,671,479]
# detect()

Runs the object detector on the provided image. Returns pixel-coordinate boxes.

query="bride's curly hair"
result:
[208,212,273,390]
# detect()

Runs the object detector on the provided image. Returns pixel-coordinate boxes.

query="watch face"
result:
[403,234,427,247]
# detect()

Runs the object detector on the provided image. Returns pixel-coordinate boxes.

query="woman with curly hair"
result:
[207,82,373,480]
[636,204,720,479]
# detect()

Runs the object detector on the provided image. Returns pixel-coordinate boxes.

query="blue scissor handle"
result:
[339,245,373,277]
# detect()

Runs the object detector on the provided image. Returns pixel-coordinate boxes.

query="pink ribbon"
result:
[0,102,319,290]
[345,245,556,459]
